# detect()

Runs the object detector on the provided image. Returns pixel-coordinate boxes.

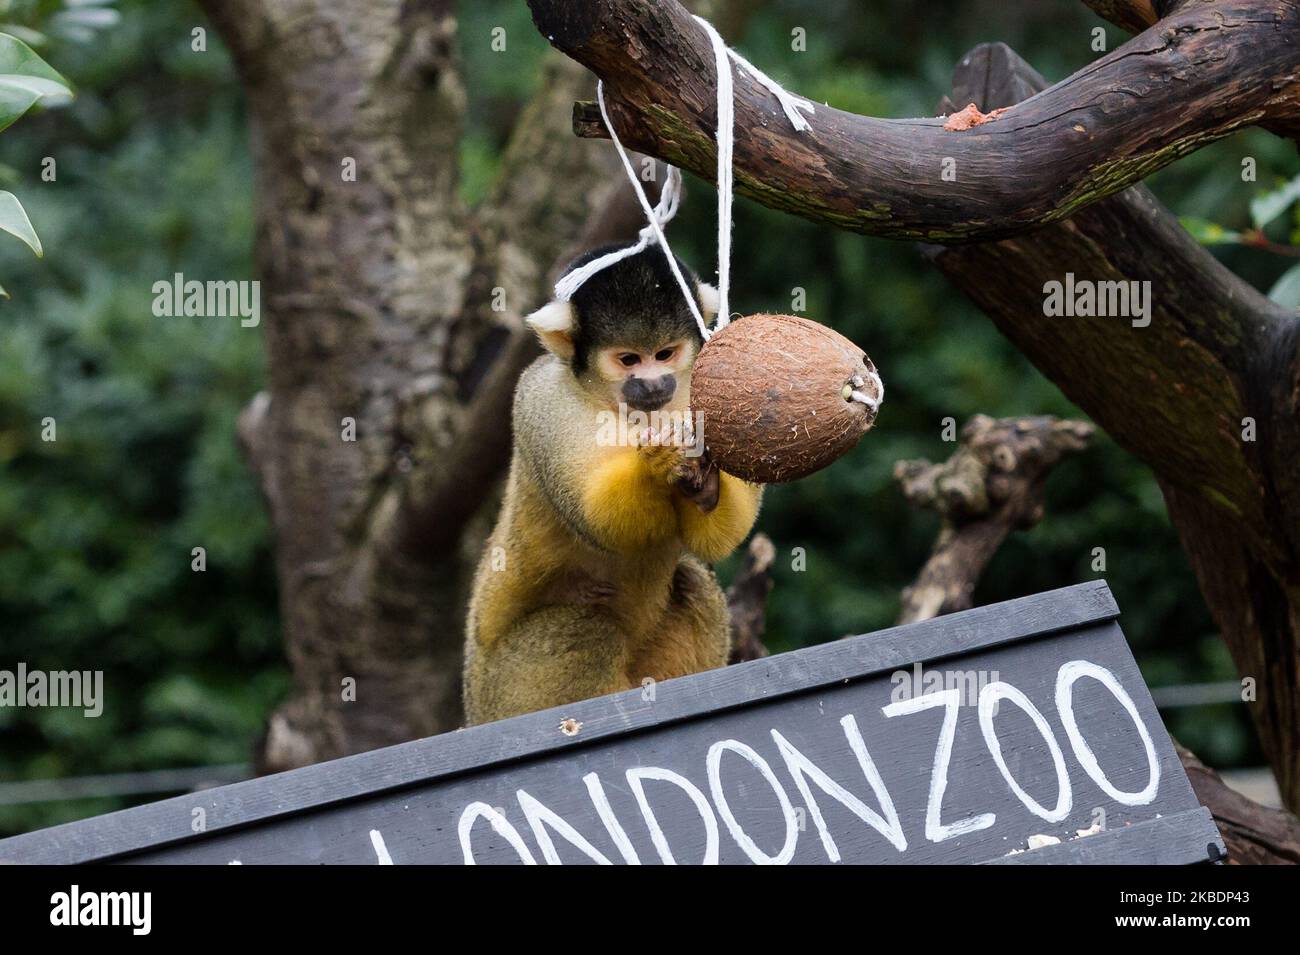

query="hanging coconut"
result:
[562,29,881,486]
[691,313,882,484]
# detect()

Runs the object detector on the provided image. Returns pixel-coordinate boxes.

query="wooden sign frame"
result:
[0,581,1224,865]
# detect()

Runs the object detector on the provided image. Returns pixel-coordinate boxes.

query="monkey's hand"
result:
[633,428,683,481]
[635,428,719,512]
[671,454,720,513]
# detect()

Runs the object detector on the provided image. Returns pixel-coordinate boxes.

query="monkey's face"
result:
[525,245,718,415]
[592,337,698,412]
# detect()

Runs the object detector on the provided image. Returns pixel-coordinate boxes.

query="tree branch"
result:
[922,42,1295,556]
[1081,0,1162,32]
[895,415,1094,624]
[927,40,1300,815]
[530,0,1300,242]
[1175,741,1300,864]
[727,533,775,663]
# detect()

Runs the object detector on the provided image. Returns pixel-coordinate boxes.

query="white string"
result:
[725,46,816,132]
[555,83,709,339]
[553,15,816,346]
[554,160,684,303]
[849,370,885,411]
[694,14,734,332]
[556,164,682,304]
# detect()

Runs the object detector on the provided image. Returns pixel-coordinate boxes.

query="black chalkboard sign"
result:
[0,582,1223,865]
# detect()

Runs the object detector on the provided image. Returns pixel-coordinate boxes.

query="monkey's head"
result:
[526,244,719,412]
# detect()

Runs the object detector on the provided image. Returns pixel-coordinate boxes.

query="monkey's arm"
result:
[578,449,680,551]
[676,473,762,563]
[514,360,678,553]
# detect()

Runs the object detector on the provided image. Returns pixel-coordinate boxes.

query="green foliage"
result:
[1268,261,1300,308]
[1,0,121,47]
[1249,172,1300,230]
[0,31,71,133]
[1179,217,1242,247]
[0,29,71,291]
[0,0,282,836]
[0,0,1287,835]
[1182,167,1300,308]
[0,188,41,257]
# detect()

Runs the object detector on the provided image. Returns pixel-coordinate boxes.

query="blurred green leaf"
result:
[0,0,280,838]
[1180,216,1242,246]
[1267,261,1300,308]
[0,24,46,47]
[0,190,41,255]
[1249,173,1300,230]
[0,31,70,130]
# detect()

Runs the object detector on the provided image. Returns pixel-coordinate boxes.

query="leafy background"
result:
[0,0,1294,836]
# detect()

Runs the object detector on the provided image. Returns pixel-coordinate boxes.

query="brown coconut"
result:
[691,314,881,484]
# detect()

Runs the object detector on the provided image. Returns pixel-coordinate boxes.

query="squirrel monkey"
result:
[464,245,763,725]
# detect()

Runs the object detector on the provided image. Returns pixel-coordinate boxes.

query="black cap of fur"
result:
[562,243,707,374]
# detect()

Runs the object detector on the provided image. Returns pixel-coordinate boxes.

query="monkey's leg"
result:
[627,556,731,687]
[465,606,632,725]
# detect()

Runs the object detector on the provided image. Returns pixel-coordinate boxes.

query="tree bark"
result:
[727,533,775,663]
[198,0,639,772]
[534,0,1300,240]
[1081,0,1162,34]
[1175,741,1300,864]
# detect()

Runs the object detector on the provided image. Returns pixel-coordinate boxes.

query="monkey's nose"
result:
[624,374,676,411]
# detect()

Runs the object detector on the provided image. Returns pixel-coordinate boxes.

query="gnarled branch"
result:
[1082,0,1163,33]
[530,0,1300,241]
[1175,741,1300,864]
[895,415,1094,623]
[727,533,775,663]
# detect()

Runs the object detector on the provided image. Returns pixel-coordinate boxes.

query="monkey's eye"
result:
[618,353,640,368]
[654,347,675,362]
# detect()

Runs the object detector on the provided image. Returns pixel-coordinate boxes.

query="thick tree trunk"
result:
[925,41,1300,815]
[198,0,630,771]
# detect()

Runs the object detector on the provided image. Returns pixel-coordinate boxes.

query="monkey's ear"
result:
[697,282,720,326]
[525,300,576,360]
